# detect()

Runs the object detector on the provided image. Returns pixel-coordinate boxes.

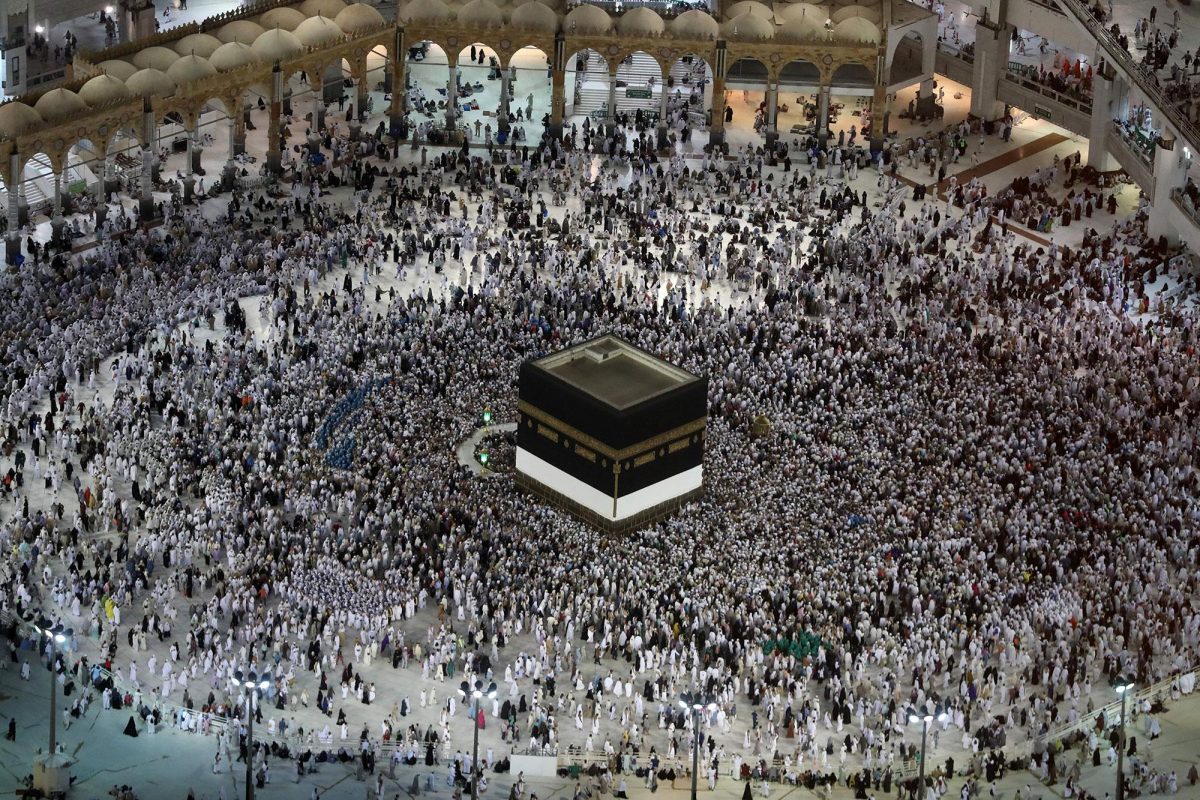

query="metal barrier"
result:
[1034,666,1199,752]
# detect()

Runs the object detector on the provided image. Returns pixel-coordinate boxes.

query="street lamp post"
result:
[678,691,717,800]
[906,706,948,800]
[25,616,73,795]
[1115,676,1134,800]
[459,679,497,800]
[235,668,272,800]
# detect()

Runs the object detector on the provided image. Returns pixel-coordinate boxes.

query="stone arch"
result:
[779,58,821,87]
[726,56,769,84]
[453,41,503,140]
[505,44,552,140]
[504,43,551,72]
[610,50,665,122]
[407,40,453,114]
[830,61,874,88]
[367,44,390,83]
[564,48,610,121]
[609,47,668,78]
[888,30,924,85]
[615,49,664,87]
[566,47,610,75]
[19,150,62,216]
[496,38,552,69]
[184,95,232,176]
[722,57,770,137]
[61,139,104,214]
[666,52,714,133]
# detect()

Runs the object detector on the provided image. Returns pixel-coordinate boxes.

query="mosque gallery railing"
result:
[1052,0,1200,155]
[1171,188,1200,228]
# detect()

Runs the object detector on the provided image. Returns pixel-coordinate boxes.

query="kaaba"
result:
[515,335,707,532]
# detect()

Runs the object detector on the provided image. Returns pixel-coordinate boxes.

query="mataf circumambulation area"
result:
[515,334,707,531]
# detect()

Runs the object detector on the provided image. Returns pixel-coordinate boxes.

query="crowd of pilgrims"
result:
[0,114,1199,800]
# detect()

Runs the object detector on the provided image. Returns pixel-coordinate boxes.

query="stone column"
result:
[709,40,728,147]
[764,81,779,148]
[969,20,1011,122]
[128,0,156,41]
[817,83,830,142]
[605,69,618,134]
[139,149,154,222]
[5,152,20,266]
[390,27,407,136]
[548,33,566,139]
[223,111,239,191]
[1148,135,1186,242]
[93,149,109,234]
[657,80,670,149]
[916,78,936,118]
[355,61,369,121]
[499,67,512,133]
[190,129,204,175]
[234,105,247,157]
[446,63,458,130]
[870,81,887,152]
[51,164,65,245]
[104,149,118,197]
[183,128,196,203]
[309,76,325,155]
[139,98,156,223]
[267,63,283,175]
[1087,67,1117,171]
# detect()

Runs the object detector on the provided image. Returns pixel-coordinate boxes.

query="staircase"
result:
[668,58,709,125]
[572,51,664,118]
[0,152,96,213]
[21,156,51,211]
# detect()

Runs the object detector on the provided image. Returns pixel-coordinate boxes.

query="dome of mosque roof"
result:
[334,3,386,33]
[258,7,307,31]
[34,88,89,122]
[299,0,349,17]
[251,27,304,61]
[79,73,132,106]
[210,41,261,71]
[778,3,828,23]
[832,16,879,42]
[96,60,139,81]
[830,4,880,24]
[216,19,266,45]
[0,102,42,139]
[125,67,177,96]
[294,14,344,46]
[130,46,180,71]
[401,0,455,23]
[509,1,557,31]
[618,7,665,35]
[564,4,612,33]
[670,9,719,38]
[173,32,224,58]
[721,11,774,39]
[458,0,505,26]
[776,15,824,41]
[723,0,772,20]
[167,53,219,84]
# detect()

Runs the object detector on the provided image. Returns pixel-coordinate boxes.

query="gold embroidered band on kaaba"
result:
[517,399,705,462]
